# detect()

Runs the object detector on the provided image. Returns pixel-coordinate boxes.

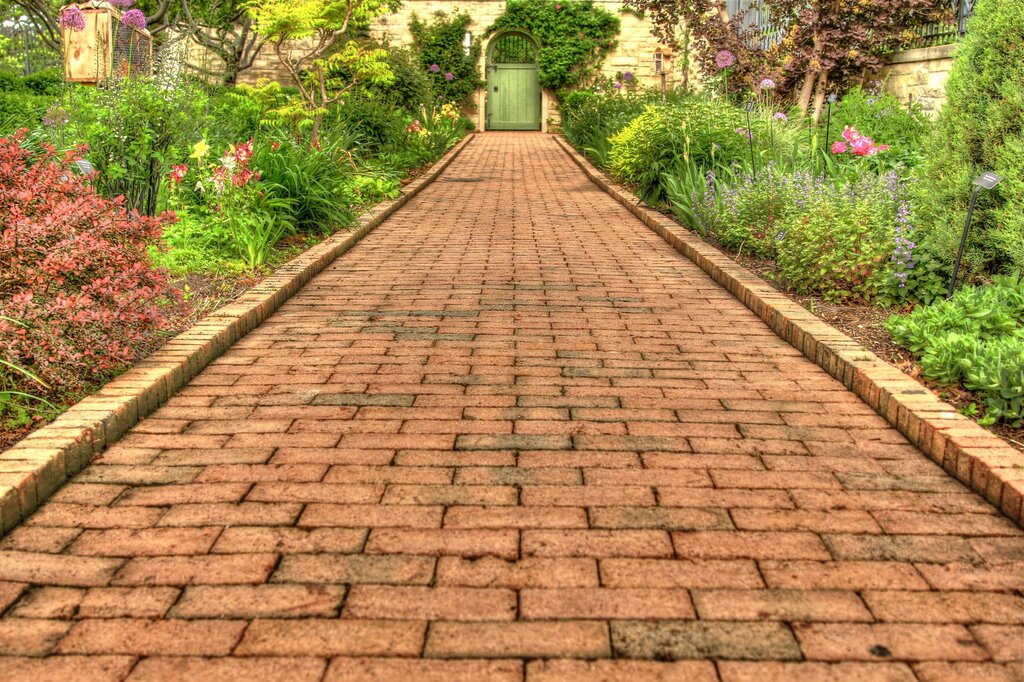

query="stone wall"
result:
[237,1,687,132]
[879,43,956,117]
[231,3,958,126]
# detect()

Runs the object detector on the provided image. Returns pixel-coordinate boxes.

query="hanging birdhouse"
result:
[60,1,152,84]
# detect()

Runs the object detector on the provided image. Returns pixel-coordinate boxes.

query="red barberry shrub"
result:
[0,130,178,400]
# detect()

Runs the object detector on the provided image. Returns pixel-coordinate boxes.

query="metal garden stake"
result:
[947,172,1003,298]
[745,102,756,181]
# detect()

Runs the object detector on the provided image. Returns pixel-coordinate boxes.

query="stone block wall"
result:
[879,43,957,117]
[236,1,686,132]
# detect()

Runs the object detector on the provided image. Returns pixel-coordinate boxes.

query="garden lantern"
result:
[60,1,152,84]
[947,171,1003,298]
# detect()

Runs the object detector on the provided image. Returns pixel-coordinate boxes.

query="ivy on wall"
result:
[410,12,485,106]
[487,0,620,92]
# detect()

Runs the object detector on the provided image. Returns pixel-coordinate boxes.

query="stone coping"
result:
[554,135,1024,526]
[0,133,477,534]
[886,42,957,65]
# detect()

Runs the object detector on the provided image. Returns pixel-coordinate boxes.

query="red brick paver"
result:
[1,133,1022,679]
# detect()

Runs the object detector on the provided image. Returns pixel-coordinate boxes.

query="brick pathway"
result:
[1,133,1022,681]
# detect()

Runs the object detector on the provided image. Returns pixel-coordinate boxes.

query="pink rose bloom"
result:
[851,138,874,156]
[831,141,848,154]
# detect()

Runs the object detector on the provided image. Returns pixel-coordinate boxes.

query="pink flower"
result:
[613,82,622,89]
[831,141,848,154]
[120,8,147,31]
[59,7,86,32]
[169,164,188,183]
[429,64,440,73]
[773,112,787,122]
[444,72,455,81]
[233,139,254,164]
[851,138,873,156]
[835,127,889,156]
[759,78,776,90]
[715,50,735,69]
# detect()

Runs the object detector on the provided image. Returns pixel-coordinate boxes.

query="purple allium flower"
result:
[444,72,454,81]
[110,0,135,7]
[121,8,147,31]
[735,127,752,140]
[773,112,787,122]
[429,64,440,73]
[59,6,86,32]
[613,81,622,90]
[622,71,633,81]
[759,78,776,90]
[715,50,735,69]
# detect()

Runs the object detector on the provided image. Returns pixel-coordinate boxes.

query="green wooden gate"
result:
[486,32,541,131]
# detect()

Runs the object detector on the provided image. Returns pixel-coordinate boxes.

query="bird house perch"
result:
[61,1,152,84]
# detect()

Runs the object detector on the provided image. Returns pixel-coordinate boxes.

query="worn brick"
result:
[236,620,425,656]
[611,620,801,660]
[57,618,246,655]
[425,621,610,659]
[129,657,327,682]
[172,585,345,618]
[273,554,435,585]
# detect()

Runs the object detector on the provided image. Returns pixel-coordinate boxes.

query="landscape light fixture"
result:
[947,171,1003,298]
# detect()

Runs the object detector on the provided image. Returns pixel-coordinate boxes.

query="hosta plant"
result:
[888,274,1024,425]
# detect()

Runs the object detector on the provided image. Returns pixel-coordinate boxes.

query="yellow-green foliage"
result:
[247,0,399,137]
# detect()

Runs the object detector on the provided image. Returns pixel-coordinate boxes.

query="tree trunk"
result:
[811,69,829,124]
[796,71,815,117]
[222,57,240,86]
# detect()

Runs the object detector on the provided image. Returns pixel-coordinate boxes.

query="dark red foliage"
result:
[0,130,179,397]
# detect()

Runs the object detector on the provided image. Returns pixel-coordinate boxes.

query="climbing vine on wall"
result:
[410,12,485,107]
[487,0,620,92]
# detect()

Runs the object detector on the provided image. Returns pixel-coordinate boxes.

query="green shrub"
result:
[365,47,433,113]
[253,136,355,234]
[888,274,1024,425]
[608,99,744,203]
[560,88,651,166]
[693,165,800,259]
[21,68,63,97]
[0,91,51,132]
[912,0,1024,282]
[322,92,409,152]
[488,0,619,91]
[410,11,483,107]
[774,175,905,301]
[57,78,209,216]
[824,86,932,170]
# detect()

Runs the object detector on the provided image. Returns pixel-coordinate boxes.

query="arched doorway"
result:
[485,31,541,131]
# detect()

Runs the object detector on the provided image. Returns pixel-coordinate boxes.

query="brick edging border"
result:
[554,135,1024,525]
[0,134,477,534]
